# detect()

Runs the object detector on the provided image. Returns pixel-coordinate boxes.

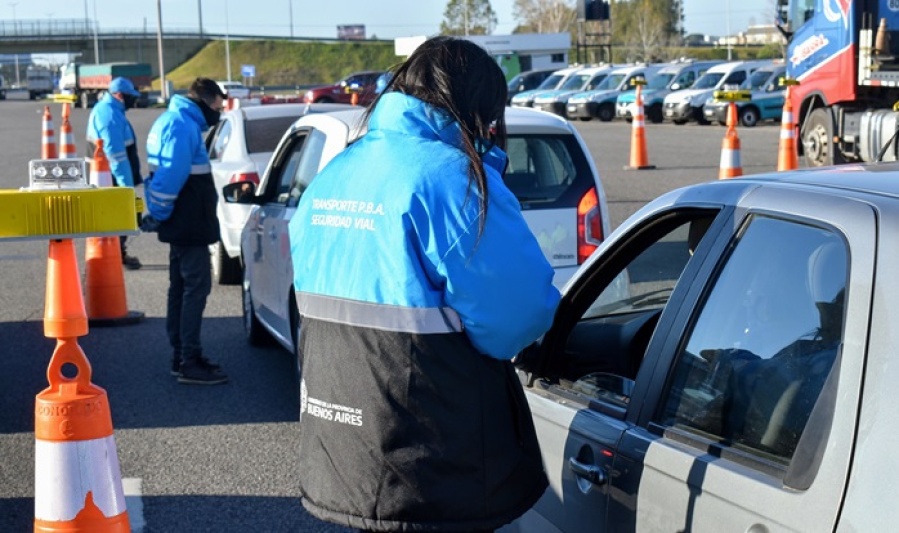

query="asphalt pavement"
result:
[0,93,781,532]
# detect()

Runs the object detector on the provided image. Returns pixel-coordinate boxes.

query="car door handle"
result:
[568,457,607,486]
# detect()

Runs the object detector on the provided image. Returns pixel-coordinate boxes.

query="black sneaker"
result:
[171,355,221,376]
[178,359,228,385]
[123,254,142,270]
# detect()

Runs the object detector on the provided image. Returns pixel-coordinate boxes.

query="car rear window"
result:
[244,116,303,154]
[504,134,594,206]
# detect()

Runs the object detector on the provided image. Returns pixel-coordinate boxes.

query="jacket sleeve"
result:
[426,166,561,361]
[145,122,193,221]
[100,110,135,187]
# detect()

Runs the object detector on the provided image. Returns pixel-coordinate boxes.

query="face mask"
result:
[123,94,138,110]
[198,99,221,127]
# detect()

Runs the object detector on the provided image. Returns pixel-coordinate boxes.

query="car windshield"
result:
[507,75,523,90]
[647,73,675,90]
[743,69,780,90]
[693,72,725,89]
[595,73,626,91]
[244,116,303,154]
[537,74,565,90]
[560,74,592,90]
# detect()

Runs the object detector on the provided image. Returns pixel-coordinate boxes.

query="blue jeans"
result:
[166,244,211,363]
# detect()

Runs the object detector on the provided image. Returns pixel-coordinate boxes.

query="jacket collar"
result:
[100,92,125,111]
[368,92,507,175]
[168,94,210,131]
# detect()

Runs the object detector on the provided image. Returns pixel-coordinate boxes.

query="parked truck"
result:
[58,62,152,108]
[783,0,899,165]
[26,66,54,100]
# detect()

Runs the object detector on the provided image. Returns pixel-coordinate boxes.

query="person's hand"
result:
[140,214,160,233]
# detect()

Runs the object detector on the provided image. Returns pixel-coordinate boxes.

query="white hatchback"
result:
[205,102,350,284]
[223,106,612,356]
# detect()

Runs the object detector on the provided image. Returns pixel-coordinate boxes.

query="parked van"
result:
[663,60,772,124]
[510,66,582,108]
[702,62,787,127]
[566,64,665,122]
[616,59,723,123]
[506,68,556,104]
[531,64,617,117]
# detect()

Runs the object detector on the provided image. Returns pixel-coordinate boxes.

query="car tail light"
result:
[229,172,260,186]
[577,187,603,264]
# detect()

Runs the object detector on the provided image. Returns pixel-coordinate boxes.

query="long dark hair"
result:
[365,36,509,235]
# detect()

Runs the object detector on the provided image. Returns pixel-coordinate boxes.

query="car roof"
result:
[289,104,577,144]
[658,60,724,73]
[699,163,899,199]
[235,102,351,120]
[706,60,773,73]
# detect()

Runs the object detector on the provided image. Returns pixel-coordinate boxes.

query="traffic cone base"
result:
[85,236,145,327]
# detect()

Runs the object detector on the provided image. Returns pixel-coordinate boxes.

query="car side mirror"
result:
[222,181,260,204]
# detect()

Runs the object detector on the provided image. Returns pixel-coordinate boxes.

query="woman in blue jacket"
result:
[289,36,560,532]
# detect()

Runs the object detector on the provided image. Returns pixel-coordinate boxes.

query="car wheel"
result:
[803,107,845,167]
[739,106,760,128]
[211,241,242,285]
[577,116,592,122]
[290,297,303,386]
[242,269,270,346]
[596,104,615,122]
[647,104,663,124]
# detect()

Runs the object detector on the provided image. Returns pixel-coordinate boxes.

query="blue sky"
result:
[7,0,770,40]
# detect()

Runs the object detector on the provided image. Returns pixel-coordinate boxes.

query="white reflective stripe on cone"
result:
[34,436,127,521]
[720,149,741,168]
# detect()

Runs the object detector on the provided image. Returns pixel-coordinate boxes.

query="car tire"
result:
[577,116,592,122]
[290,297,303,388]
[673,119,687,125]
[739,106,760,128]
[242,269,271,346]
[647,104,663,124]
[211,241,242,285]
[803,107,845,167]
[596,103,615,122]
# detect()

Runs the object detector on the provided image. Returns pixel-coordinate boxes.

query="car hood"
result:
[533,89,581,102]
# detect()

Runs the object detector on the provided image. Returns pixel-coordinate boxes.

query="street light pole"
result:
[289,0,294,38]
[9,2,19,86]
[92,0,100,63]
[225,0,232,82]
[157,0,167,102]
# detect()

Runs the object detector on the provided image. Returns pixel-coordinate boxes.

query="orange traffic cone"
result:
[35,239,130,533]
[626,84,655,170]
[41,105,58,159]
[59,103,78,160]
[719,102,743,179]
[777,85,799,171]
[84,236,144,326]
[89,140,113,188]
[351,92,359,106]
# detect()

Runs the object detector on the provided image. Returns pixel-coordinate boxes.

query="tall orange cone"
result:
[626,83,655,170]
[41,105,58,159]
[351,92,359,106]
[34,239,130,533]
[59,103,78,160]
[719,102,743,179]
[89,140,113,188]
[777,82,800,171]
[84,144,145,326]
[84,236,144,326]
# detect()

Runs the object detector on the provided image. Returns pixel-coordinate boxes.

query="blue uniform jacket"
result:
[86,92,138,187]
[289,92,560,360]
[144,94,212,222]
[144,95,219,246]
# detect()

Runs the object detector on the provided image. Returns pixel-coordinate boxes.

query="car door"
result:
[614,187,873,532]
[510,202,733,533]
[258,127,329,341]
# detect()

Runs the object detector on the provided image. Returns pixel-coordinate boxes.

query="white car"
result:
[223,106,612,357]
[205,102,350,284]
[216,81,251,99]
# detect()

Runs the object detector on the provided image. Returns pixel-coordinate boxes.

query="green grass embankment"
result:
[160,40,402,89]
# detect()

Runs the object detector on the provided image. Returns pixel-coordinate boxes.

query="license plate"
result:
[568,105,577,112]
[704,110,713,116]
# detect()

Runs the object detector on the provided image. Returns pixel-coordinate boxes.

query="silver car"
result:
[205,102,349,284]
[223,106,611,357]
[503,164,895,531]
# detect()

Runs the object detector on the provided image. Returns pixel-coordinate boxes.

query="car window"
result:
[657,215,846,470]
[723,70,747,87]
[693,72,724,89]
[284,129,327,205]
[504,134,587,204]
[244,116,302,154]
[673,70,696,88]
[536,212,719,411]
[266,133,307,202]
[209,119,233,160]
